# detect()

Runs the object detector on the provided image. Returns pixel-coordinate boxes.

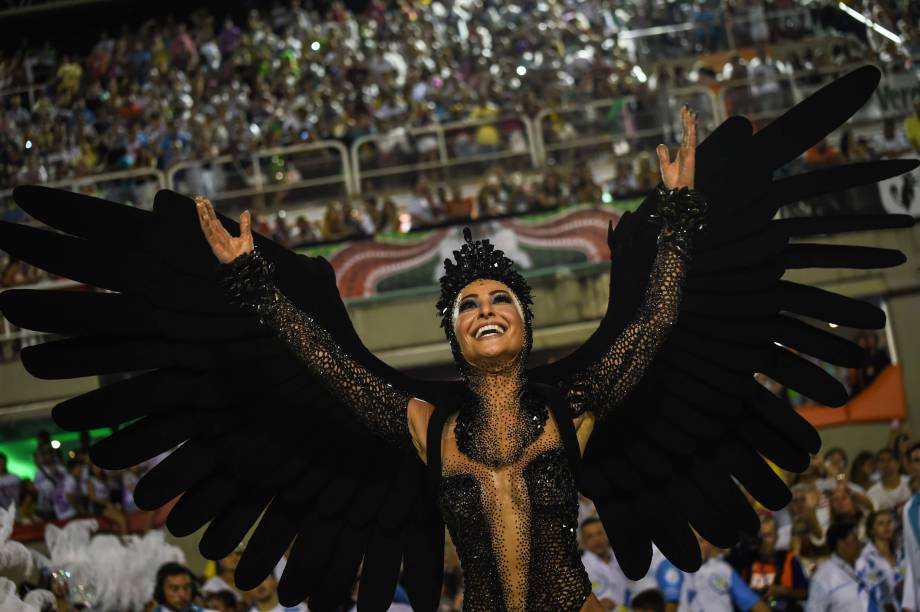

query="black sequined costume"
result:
[219,187,706,611]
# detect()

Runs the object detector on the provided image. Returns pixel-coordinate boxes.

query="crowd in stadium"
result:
[0,0,918,289]
[5,415,920,610]
[0,0,916,192]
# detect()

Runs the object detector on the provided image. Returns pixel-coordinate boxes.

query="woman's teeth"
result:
[475,324,505,339]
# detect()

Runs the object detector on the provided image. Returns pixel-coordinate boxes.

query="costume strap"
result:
[425,404,452,493]
[531,382,582,475]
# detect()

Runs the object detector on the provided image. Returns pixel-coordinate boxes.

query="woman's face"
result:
[871,512,895,542]
[454,278,525,373]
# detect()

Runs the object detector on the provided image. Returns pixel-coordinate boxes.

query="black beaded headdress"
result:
[437,228,534,376]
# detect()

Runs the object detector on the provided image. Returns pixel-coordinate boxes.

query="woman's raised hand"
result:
[657,105,697,190]
[195,196,254,265]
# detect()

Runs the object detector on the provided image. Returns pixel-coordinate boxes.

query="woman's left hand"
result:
[657,105,697,190]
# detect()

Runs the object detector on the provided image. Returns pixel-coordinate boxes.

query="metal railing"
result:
[716,63,918,128]
[534,85,723,167]
[350,114,538,195]
[166,140,352,213]
[618,7,816,65]
[0,167,167,219]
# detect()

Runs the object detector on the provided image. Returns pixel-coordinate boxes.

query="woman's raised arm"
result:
[195,197,424,454]
[562,106,708,423]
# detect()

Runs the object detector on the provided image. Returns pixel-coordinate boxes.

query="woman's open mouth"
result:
[474,323,506,339]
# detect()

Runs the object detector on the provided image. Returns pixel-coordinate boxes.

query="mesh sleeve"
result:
[560,185,706,422]
[218,249,413,451]
[561,244,687,421]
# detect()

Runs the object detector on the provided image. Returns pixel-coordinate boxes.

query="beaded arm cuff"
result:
[561,186,709,421]
[219,249,413,452]
[649,184,710,260]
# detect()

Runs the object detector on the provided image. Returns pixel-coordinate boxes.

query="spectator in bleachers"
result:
[905,97,920,153]
[52,458,82,522]
[444,185,472,221]
[153,562,204,612]
[678,532,771,612]
[533,169,567,210]
[857,510,904,610]
[852,333,891,395]
[747,44,784,117]
[823,448,849,483]
[631,588,666,612]
[293,214,321,243]
[203,590,237,612]
[634,152,661,192]
[477,173,509,217]
[848,452,877,493]
[804,139,843,169]
[736,517,809,611]
[1,256,45,287]
[829,481,873,533]
[378,198,400,233]
[569,165,602,204]
[579,517,630,609]
[85,461,128,535]
[867,448,911,511]
[609,159,641,199]
[0,451,20,510]
[873,118,912,158]
[408,175,439,227]
[17,479,39,524]
[902,442,920,609]
[33,443,60,521]
[838,130,874,163]
[805,522,870,611]
[202,548,244,604]
[784,484,829,574]
[320,202,347,241]
[246,572,307,612]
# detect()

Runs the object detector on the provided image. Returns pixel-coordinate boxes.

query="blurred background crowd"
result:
[4,409,920,611]
[1,0,919,288]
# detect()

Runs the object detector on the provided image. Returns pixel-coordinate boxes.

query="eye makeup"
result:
[458,291,514,313]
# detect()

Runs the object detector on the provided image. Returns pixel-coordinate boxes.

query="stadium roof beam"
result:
[1,0,115,19]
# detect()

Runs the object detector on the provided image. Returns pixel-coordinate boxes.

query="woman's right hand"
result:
[195,195,254,264]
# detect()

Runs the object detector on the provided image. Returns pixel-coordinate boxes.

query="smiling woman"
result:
[454,280,526,372]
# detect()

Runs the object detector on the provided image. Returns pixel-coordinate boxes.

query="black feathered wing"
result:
[0,187,453,611]
[528,65,917,578]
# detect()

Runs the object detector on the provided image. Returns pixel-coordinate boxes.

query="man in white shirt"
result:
[901,442,920,610]
[678,533,770,612]
[203,549,244,603]
[580,517,629,609]
[867,449,911,511]
[806,522,876,611]
[246,573,307,612]
[627,544,683,609]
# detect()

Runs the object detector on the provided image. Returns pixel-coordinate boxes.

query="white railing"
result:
[349,114,538,195]
[0,167,167,219]
[166,140,352,212]
[716,63,918,127]
[534,85,723,167]
[617,7,816,64]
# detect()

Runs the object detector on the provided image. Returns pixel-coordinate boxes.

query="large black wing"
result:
[528,66,917,578]
[0,187,450,611]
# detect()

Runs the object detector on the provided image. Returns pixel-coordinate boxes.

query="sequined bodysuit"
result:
[220,231,689,611]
